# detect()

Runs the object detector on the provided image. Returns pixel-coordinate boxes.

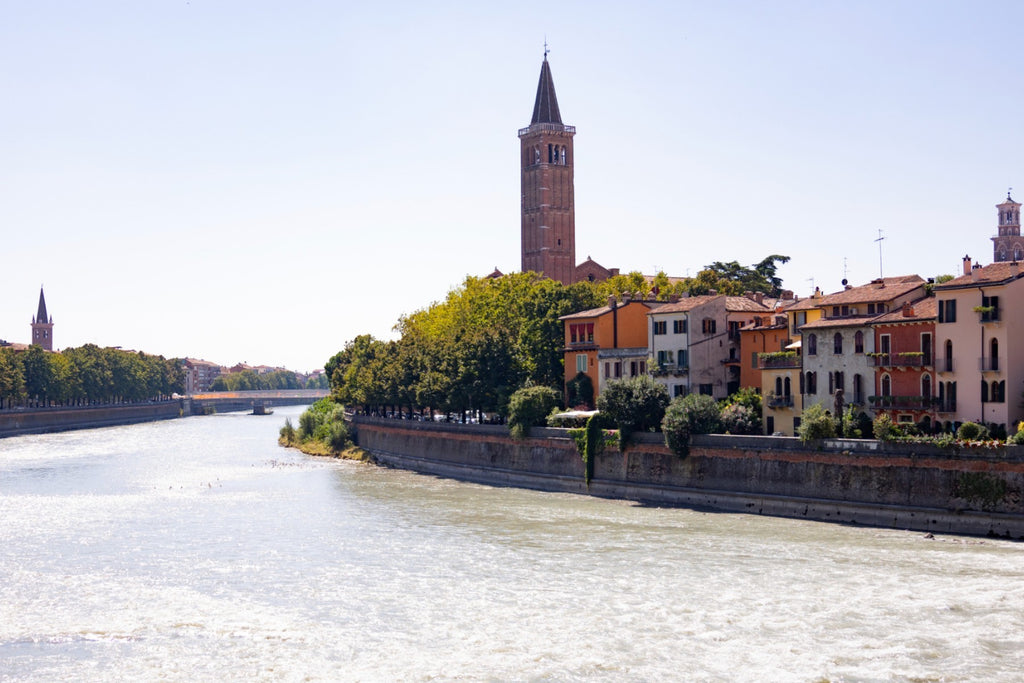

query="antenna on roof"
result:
[807,276,815,294]
[843,257,848,283]
[874,229,885,279]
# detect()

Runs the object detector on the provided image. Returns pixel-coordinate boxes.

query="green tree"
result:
[507,385,561,439]
[0,347,25,408]
[662,393,721,456]
[596,375,670,445]
[797,403,836,442]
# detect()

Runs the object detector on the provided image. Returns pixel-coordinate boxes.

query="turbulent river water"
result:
[1,405,1023,682]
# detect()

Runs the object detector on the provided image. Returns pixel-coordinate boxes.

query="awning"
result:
[785,340,802,349]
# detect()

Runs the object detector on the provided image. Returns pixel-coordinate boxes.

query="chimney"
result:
[607,295,617,309]
[754,292,764,304]
[963,255,972,275]
[902,301,914,317]
[622,291,632,303]
[1010,261,1020,277]
[971,263,981,282]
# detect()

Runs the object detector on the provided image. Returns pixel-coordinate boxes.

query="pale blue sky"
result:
[2,1,1021,371]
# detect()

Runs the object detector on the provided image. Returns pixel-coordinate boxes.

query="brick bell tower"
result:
[31,286,54,351]
[993,190,1023,262]
[519,50,576,285]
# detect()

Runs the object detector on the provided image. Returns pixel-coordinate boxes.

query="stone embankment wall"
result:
[352,417,1024,539]
[0,401,183,438]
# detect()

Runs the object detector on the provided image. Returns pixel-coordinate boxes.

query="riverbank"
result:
[351,415,1024,539]
[0,401,183,438]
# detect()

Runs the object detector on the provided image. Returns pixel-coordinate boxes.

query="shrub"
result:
[596,375,670,445]
[873,413,896,441]
[719,403,760,435]
[797,403,836,442]
[326,421,349,451]
[298,409,318,441]
[279,418,296,445]
[956,421,988,441]
[508,385,561,440]
[1009,422,1024,446]
[662,393,721,457]
[566,372,594,409]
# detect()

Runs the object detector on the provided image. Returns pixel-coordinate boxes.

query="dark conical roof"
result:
[530,56,562,125]
[36,287,48,323]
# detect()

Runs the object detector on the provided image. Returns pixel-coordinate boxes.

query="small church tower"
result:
[519,51,576,285]
[993,191,1022,262]
[31,287,53,351]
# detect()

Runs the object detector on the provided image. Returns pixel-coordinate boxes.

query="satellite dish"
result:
[841,278,848,286]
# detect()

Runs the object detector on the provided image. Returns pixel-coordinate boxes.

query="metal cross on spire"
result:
[544,37,549,59]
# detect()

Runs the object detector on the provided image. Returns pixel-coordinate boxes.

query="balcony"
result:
[936,400,957,414]
[869,395,939,411]
[767,394,794,408]
[935,358,955,373]
[979,356,1004,373]
[758,353,801,369]
[652,363,688,377]
[871,353,931,368]
[518,122,576,137]
[975,306,1001,323]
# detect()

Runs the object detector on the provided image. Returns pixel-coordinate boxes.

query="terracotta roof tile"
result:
[871,297,937,324]
[816,275,925,306]
[934,262,1024,289]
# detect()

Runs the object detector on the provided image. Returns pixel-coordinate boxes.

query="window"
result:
[614,362,621,378]
[657,350,674,365]
[944,340,953,372]
[881,374,892,397]
[766,415,775,434]
[938,299,957,323]
[576,354,587,373]
[673,319,687,334]
[805,371,817,395]
[833,333,843,354]
[751,352,758,368]
[775,377,783,395]
[981,295,1000,321]
[639,360,646,375]
[854,330,864,354]
[835,371,844,393]
[783,376,791,397]
[867,303,875,315]
[981,380,989,403]
[993,380,1006,403]
[832,306,840,317]
[990,338,1000,371]
[702,319,717,334]
[673,384,686,397]
[699,384,713,396]
[653,320,667,335]
[604,362,610,378]
[853,374,863,404]
[630,361,638,377]
[921,333,932,365]
[807,334,817,355]
[678,350,688,367]
[922,374,931,399]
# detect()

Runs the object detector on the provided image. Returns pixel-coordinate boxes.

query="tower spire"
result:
[36,286,49,325]
[30,286,54,351]
[530,52,562,125]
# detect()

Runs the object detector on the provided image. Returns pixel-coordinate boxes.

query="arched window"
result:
[881,373,892,397]
[944,340,953,372]
[991,338,999,371]
[807,334,817,355]
[560,147,567,165]
[853,374,862,403]
[833,333,843,354]
[784,376,791,397]
[775,377,782,396]
[1015,245,1023,261]
[922,374,932,399]
[981,380,989,402]
[999,248,1008,261]
[854,330,864,354]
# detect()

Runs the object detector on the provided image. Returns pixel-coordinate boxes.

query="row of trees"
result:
[0,344,185,409]
[210,369,324,391]
[325,257,789,420]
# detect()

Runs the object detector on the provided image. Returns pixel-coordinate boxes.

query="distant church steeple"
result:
[31,286,54,351]
[993,190,1022,262]
[519,50,576,285]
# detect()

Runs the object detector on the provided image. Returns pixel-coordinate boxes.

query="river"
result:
[1,405,1022,681]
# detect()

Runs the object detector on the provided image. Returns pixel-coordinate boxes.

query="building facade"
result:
[933,258,1024,433]
[520,54,576,285]
[869,299,937,428]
